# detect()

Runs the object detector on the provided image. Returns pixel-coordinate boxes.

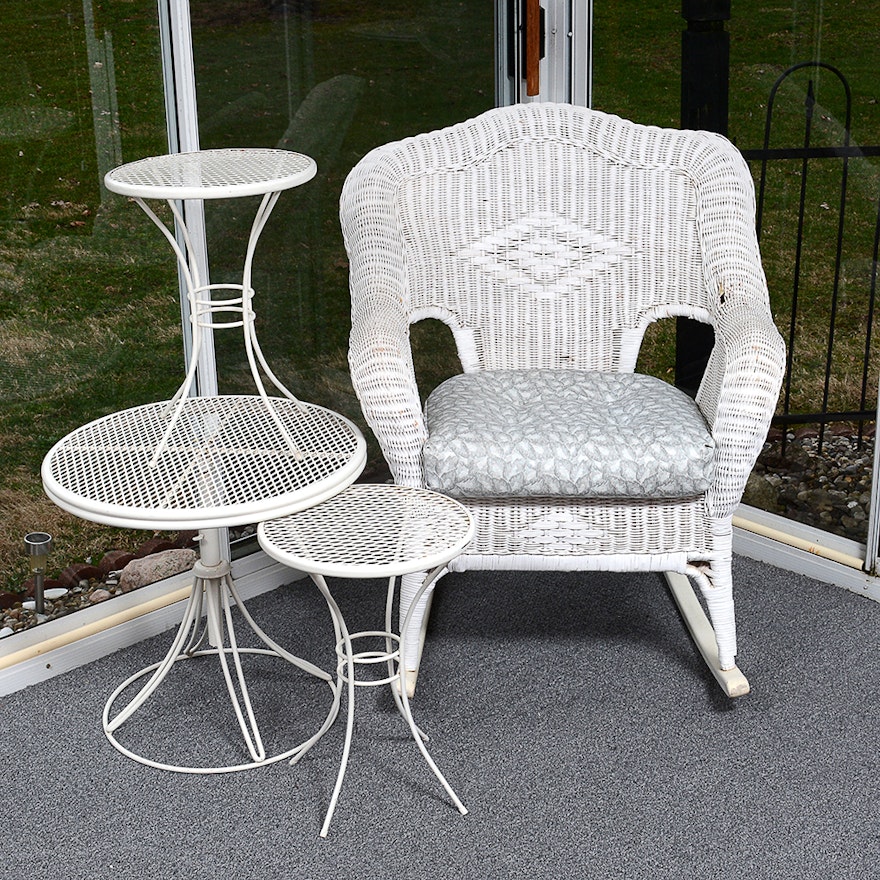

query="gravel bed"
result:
[0,534,198,639]
[745,428,874,544]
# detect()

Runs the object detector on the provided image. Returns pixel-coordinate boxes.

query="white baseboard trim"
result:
[0,550,304,697]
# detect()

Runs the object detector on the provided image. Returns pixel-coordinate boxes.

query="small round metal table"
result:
[257,483,475,837]
[42,149,367,772]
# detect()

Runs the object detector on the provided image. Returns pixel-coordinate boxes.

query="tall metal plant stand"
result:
[42,149,366,772]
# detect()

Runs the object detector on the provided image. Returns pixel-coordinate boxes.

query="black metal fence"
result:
[739,62,880,452]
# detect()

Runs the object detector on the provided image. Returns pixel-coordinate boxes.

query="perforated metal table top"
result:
[104,149,317,200]
[257,484,474,579]
[42,396,366,531]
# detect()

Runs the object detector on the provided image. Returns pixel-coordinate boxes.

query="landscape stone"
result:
[98,550,135,577]
[118,549,197,593]
[59,564,101,588]
[133,538,178,559]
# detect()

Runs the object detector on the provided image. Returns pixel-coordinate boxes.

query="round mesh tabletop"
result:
[104,149,317,200]
[42,397,366,531]
[257,484,475,579]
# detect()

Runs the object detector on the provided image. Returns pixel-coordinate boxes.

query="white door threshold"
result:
[733,503,880,603]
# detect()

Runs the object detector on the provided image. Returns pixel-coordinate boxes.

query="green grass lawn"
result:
[2,0,879,591]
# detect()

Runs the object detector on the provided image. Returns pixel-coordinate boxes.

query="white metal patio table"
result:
[41,149,367,772]
[257,482,475,837]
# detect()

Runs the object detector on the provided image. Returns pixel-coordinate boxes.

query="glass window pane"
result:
[1,2,176,622]
[593,3,880,545]
[729,6,880,543]
[189,1,495,485]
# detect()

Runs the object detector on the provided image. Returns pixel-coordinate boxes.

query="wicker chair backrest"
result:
[342,103,766,373]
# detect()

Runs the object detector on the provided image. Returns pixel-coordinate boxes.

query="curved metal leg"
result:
[103,554,340,773]
[211,574,266,762]
[105,580,204,733]
[227,574,330,681]
[312,566,466,838]
[308,573,356,839]
[384,576,428,743]
[399,565,468,816]
[183,584,208,655]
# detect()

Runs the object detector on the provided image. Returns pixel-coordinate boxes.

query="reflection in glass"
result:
[189,1,495,465]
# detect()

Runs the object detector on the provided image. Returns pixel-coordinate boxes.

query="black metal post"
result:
[676,0,730,395]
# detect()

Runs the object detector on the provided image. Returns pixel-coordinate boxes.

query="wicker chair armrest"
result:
[697,301,786,518]
[348,295,428,487]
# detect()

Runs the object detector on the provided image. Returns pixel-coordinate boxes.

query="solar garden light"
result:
[24,532,52,615]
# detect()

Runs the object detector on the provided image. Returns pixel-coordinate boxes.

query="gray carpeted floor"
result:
[3,556,879,880]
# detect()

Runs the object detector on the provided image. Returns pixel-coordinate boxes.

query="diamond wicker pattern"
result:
[460,211,636,297]
[258,484,474,579]
[342,103,787,673]
[42,397,365,530]
[104,149,316,200]
[424,370,715,499]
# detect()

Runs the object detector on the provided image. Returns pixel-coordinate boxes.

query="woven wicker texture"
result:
[42,396,365,530]
[259,484,473,578]
[104,149,316,200]
[341,103,786,671]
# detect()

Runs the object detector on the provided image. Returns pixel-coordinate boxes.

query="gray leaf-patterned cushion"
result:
[423,370,715,499]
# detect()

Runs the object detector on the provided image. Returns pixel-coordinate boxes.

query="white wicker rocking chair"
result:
[342,103,785,697]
